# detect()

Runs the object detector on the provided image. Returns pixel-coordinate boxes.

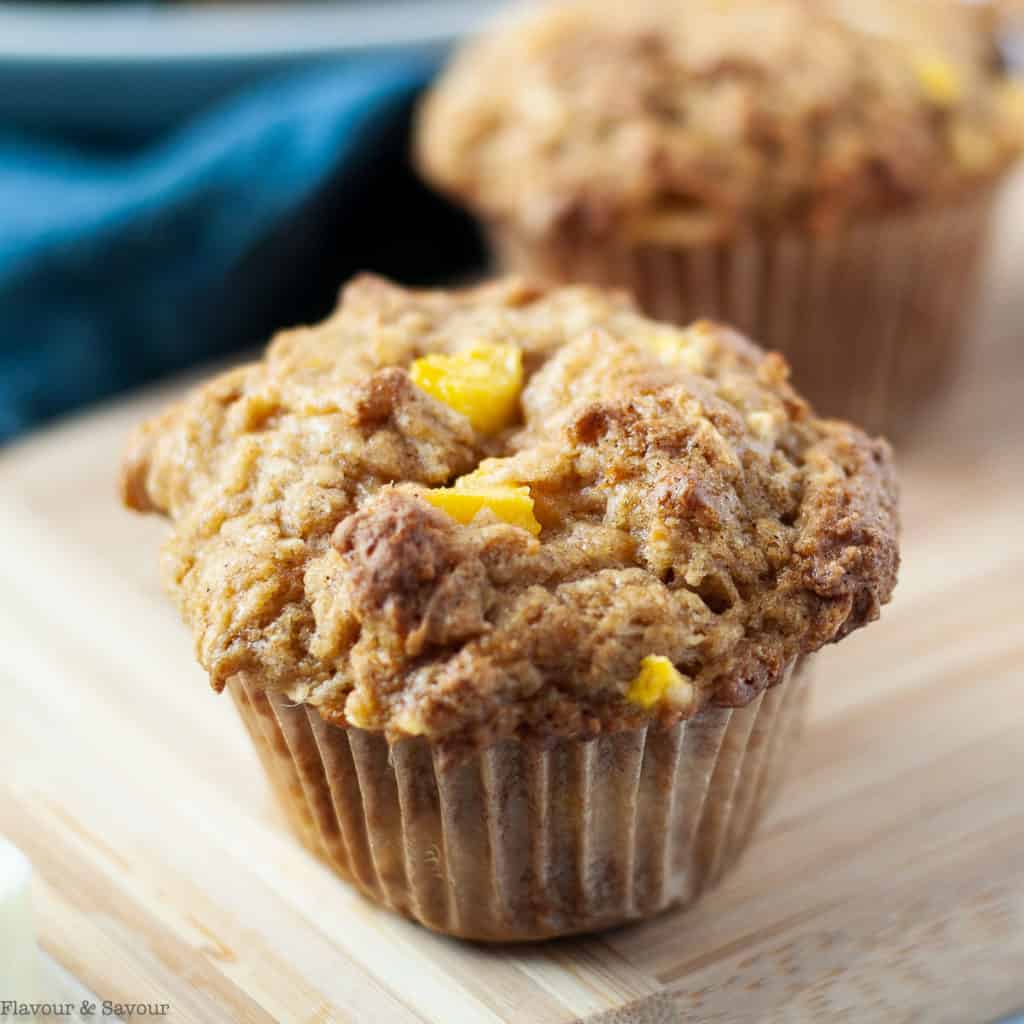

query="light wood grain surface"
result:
[1,171,1023,1024]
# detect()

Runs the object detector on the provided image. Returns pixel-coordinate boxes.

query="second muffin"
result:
[417,0,1024,435]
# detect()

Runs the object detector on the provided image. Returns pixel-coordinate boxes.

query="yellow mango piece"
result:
[648,329,685,361]
[409,344,523,434]
[627,656,695,710]
[646,324,711,375]
[345,690,376,729]
[452,458,510,488]
[424,483,541,535]
[913,54,962,108]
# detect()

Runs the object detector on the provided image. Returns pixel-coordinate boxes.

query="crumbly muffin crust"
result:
[123,275,898,753]
[417,0,1024,242]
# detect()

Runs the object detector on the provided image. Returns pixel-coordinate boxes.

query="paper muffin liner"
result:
[491,187,1000,436]
[228,659,812,942]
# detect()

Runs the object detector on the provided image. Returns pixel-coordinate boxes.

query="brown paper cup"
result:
[491,187,1001,436]
[228,659,812,942]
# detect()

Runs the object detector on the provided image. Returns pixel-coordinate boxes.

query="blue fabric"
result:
[0,55,483,441]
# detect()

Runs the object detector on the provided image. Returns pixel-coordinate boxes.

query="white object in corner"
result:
[0,837,38,1012]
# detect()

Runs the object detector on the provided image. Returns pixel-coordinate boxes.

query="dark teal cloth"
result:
[0,56,483,440]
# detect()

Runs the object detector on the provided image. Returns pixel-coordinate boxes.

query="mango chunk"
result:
[914,54,962,107]
[627,656,695,711]
[646,324,711,375]
[410,344,523,434]
[424,483,541,535]
[345,690,377,729]
[451,458,511,488]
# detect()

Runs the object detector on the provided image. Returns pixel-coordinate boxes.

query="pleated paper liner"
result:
[228,659,813,942]
[491,186,1000,438]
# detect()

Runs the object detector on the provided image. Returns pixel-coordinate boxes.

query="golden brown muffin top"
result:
[122,275,898,754]
[417,0,1024,242]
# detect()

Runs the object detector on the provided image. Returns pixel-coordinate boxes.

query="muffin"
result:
[121,275,899,941]
[417,0,1024,435]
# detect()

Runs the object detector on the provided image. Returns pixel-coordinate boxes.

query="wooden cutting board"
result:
[2,173,1023,1024]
